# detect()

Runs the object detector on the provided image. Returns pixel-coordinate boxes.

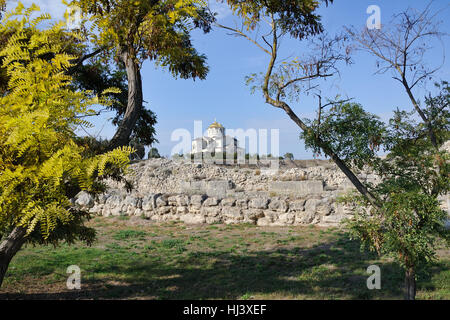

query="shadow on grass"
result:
[0,233,442,300]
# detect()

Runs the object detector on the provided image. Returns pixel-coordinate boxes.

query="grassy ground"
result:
[0,216,448,300]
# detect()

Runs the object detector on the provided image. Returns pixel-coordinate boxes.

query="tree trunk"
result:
[261,22,381,210]
[282,103,381,208]
[108,48,143,150]
[402,80,438,149]
[404,267,416,300]
[0,227,27,287]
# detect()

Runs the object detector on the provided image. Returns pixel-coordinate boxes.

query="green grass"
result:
[0,216,448,300]
[113,230,147,240]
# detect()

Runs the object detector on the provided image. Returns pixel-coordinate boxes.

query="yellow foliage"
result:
[0,4,132,239]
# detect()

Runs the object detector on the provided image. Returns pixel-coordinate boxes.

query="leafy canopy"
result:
[0,3,133,244]
[329,86,450,273]
[70,0,214,79]
[225,0,333,39]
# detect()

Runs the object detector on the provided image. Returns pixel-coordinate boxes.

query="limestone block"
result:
[110,206,124,216]
[295,211,316,224]
[222,207,243,221]
[75,191,94,210]
[268,199,288,213]
[334,203,354,216]
[236,198,249,209]
[317,199,331,216]
[89,204,103,214]
[168,196,178,206]
[206,216,222,224]
[97,193,110,205]
[203,197,220,207]
[143,209,154,218]
[243,209,265,221]
[176,206,188,214]
[157,207,171,215]
[249,197,269,209]
[155,195,168,208]
[339,180,355,191]
[289,199,305,212]
[201,207,221,217]
[264,211,278,222]
[321,214,347,225]
[123,196,140,215]
[151,215,161,222]
[101,207,111,217]
[277,213,295,225]
[180,180,232,198]
[180,214,206,224]
[221,197,236,207]
[269,180,323,196]
[176,195,190,206]
[256,217,272,226]
[142,194,160,211]
[305,199,320,213]
[190,194,207,209]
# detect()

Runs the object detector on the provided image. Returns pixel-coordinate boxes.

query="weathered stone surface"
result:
[249,197,269,209]
[277,213,295,225]
[142,194,160,211]
[243,209,265,221]
[221,197,236,207]
[190,194,207,209]
[105,194,122,208]
[155,195,168,208]
[176,195,190,206]
[110,205,124,216]
[269,181,323,196]
[236,198,249,209]
[180,180,232,198]
[86,158,447,227]
[256,217,272,226]
[75,191,94,210]
[289,199,305,212]
[203,197,220,207]
[168,196,178,206]
[157,207,171,215]
[263,211,278,223]
[305,199,320,213]
[97,193,110,205]
[295,211,316,224]
[320,214,347,226]
[123,196,140,215]
[176,206,188,214]
[180,214,206,224]
[206,216,222,224]
[268,199,288,213]
[222,207,243,220]
[201,207,221,217]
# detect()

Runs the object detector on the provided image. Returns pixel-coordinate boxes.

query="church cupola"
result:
[207,120,225,139]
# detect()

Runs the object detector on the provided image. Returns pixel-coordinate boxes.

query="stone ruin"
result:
[73,158,450,227]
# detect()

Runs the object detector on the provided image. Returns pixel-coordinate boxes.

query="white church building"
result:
[191,121,244,156]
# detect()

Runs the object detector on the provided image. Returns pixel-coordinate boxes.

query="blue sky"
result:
[7,0,450,159]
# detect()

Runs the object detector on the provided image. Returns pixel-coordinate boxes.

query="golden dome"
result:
[208,120,224,129]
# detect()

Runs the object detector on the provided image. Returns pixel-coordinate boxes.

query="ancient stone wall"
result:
[73,158,449,227]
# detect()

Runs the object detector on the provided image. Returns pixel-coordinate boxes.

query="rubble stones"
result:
[81,158,449,227]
